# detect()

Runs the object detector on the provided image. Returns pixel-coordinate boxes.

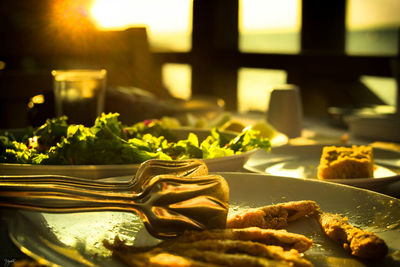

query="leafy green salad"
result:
[0,113,271,165]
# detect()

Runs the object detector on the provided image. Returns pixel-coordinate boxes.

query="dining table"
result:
[231,112,400,197]
[1,112,400,266]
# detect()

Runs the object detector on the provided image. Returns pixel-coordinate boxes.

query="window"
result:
[239,0,301,54]
[360,76,397,106]
[90,0,193,100]
[91,0,192,52]
[162,64,192,100]
[346,0,400,56]
[237,68,287,112]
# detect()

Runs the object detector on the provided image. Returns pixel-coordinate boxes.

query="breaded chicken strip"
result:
[116,249,216,267]
[227,200,320,229]
[175,249,296,267]
[172,227,313,253]
[161,240,313,267]
[317,212,388,260]
[105,237,214,267]
[105,235,312,267]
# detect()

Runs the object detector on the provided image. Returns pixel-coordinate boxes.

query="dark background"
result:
[0,0,398,128]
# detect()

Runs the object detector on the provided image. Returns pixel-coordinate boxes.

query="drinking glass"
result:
[52,69,107,125]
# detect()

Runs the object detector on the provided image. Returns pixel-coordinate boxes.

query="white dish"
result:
[2,173,400,266]
[244,145,400,189]
[0,150,257,178]
[269,132,288,147]
[346,114,400,142]
[0,128,260,178]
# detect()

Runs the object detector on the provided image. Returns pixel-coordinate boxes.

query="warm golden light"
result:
[90,0,192,51]
[32,94,45,104]
[348,0,400,29]
[50,0,95,36]
[239,0,301,53]
[28,94,45,109]
[91,0,191,33]
[239,0,301,33]
[238,68,287,112]
[90,0,146,30]
[162,64,192,100]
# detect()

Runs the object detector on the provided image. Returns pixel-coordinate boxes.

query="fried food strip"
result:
[105,237,306,267]
[227,200,320,229]
[162,240,313,267]
[116,248,217,267]
[104,237,215,267]
[317,212,388,260]
[114,248,292,267]
[171,227,313,253]
[176,249,294,267]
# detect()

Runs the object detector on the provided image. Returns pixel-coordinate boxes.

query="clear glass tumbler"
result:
[52,69,107,126]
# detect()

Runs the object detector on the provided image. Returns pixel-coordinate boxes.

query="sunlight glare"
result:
[348,0,400,30]
[162,64,192,100]
[238,68,287,112]
[91,0,147,29]
[90,0,192,51]
[90,0,192,33]
[240,0,301,33]
[50,0,95,37]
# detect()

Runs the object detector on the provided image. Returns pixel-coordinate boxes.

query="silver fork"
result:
[0,158,209,192]
[0,160,229,239]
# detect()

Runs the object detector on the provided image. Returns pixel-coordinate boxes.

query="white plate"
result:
[244,145,400,189]
[346,114,400,142]
[0,150,257,178]
[269,132,288,147]
[2,173,400,266]
[0,129,259,178]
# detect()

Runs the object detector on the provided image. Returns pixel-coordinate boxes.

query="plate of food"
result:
[244,144,400,189]
[1,172,399,266]
[0,113,272,178]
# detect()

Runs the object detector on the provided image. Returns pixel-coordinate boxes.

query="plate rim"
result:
[4,172,400,267]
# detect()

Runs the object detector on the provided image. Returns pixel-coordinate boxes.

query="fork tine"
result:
[0,175,125,191]
[134,159,209,190]
[137,174,229,237]
[0,159,209,193]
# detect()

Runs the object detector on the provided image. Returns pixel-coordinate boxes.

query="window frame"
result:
[152,0,396,112]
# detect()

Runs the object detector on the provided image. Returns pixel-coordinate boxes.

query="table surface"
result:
[1,113,400,264]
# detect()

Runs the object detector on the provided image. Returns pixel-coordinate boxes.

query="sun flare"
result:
[90,0,192,34]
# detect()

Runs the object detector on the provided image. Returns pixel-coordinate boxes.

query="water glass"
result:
[52,69,107,125]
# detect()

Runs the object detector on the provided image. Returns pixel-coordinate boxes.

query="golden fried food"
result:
[317,145,374,179]
[227,200,320,229]
[172,249,297,267]
[173,227,313,253]
[105,232,313,267]
[112,248,213,267]
[160,240,312,267]
[316,212,388,260]
[104,199,391,266]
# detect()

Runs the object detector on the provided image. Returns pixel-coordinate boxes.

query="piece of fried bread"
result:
[317,145,374,179]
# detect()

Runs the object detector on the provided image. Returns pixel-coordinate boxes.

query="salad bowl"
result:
[0,116,266,178]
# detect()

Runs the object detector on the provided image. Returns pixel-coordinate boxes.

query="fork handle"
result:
[0,173,230,239]
[0,181,142,214]
[0,175,134,191]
